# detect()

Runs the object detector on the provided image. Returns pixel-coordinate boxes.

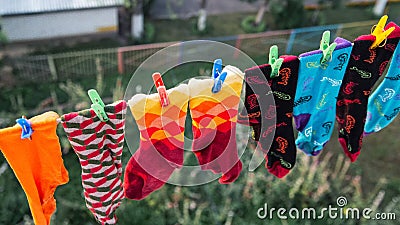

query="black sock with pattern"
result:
[336,22,400,162]
[239,55,299,178]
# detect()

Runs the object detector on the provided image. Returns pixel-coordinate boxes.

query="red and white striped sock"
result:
[61,101,127,225]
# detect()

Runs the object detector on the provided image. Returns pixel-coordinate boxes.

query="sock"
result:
[240,56,299,178]
[124,84,189,200]
[294,37,353,155]
[188,65,243,184]
[336,22,400,162]
[61,101,126,225]
[0,112,69,225]
[365,40,400,134]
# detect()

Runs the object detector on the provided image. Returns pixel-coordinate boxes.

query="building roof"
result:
[0,0,124,16]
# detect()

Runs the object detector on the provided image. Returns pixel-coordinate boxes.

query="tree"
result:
[119,0,154,42]
[241,0,269,27]
[255,0,269,26]
[269,0,305,29]
[124,0,144,39]
[241,0,306,31]
[197,0,208,32]
[0,16,7,47]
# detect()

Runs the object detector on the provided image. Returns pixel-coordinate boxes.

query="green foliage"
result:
[124,0,155,15]
[241,16,267,33]
[0,16,7,46]
[144,22,156,43]
[2,5,400,223]
[1,132,398,225]
[1,64,399,224]
[0,161,30,225]
[192,20,213,36]
[113,76,125,102]
[131,22,155,44]
[270,0,306,29]
[0,31,7,46]
[240,0,261,3]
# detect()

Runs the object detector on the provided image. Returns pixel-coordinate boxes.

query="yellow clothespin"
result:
[370,15,395,49]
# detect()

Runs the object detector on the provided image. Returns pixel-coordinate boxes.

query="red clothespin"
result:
[152,72,169,107]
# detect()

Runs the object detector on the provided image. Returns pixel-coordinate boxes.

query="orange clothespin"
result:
[152,72,169,107]
[370,15,395,49]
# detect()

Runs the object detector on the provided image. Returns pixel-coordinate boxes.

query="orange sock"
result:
[0,111,69,225]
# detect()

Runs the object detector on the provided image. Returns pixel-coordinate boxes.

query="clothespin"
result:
[211,59,228,93]
[88,89,109,122]
[16,116,33,140]
[152,72,169,107]
[320,31,337,64]
[370,15,395,49]
[268,45,283,78]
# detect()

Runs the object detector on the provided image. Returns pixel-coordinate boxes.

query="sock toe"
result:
[219,161,242,184]
[338,137,360,162]
[267,161,291,178]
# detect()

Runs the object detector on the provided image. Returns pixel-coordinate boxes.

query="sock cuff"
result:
[188,65,244,98]
[280,55,298,62]
[61,101,127,125]
[245,55,299,75]
[386,21,400,39]
[0,111,59,137]
[128,84,189,108]
[223,65,244,80]
[299,37,352,58]
[355,22,400,42]
[334,37,352,49]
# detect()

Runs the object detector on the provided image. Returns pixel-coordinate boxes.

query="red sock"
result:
[124,84,189,200]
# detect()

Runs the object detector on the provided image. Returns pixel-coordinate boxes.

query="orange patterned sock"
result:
[188,65,244,184]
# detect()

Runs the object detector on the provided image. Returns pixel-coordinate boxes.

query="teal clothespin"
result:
[88,89,109,122]
[269,45,283,78]
[320,31,337,64]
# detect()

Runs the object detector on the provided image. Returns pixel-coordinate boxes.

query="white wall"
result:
[2,7,118,41]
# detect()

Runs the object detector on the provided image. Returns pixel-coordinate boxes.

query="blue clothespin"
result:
[212,59,228,93]
[16,116,33,140]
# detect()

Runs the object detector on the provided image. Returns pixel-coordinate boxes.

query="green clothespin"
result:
[320,31,337,64]
[269,45,284,78]
[88,89,109,122]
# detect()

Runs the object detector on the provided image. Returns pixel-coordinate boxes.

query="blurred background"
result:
[0,0,400,224]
